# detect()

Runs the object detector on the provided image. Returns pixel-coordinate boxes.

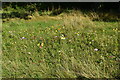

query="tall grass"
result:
[2,11,119,78]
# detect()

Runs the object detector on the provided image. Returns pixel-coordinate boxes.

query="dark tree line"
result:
[2,2,119,12]
[2,2,120,21]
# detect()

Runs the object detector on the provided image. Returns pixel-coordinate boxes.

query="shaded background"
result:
[2,2,120,21]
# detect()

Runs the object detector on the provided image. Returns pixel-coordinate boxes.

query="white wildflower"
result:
[94,48,98,51]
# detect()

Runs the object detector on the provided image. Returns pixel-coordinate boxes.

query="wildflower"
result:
[112,28,115,30]
[71,49,74,52]
[39,46,42,48]
[37,43,40,46]
[109,56,113,58]
[41,43,44,46]
[113,28,118,31]
[58,51,61,53]
[28,52,31,54]
[69,40,72,42]
[89,42,92,44]
[94,48,98,51]
[21,37,26,40]
[58,28,61,30]
[8,60,12,63]
[60,36,66,40]
[8,31,12,33]
[37,42,44,48]
[60,34,66,40]
[77,34,80,36]
[109,56,115,58]
[55,30,58,32]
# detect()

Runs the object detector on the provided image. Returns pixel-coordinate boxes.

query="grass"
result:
[2,12,119,78]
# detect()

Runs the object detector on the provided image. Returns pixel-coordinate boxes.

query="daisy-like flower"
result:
[94,48,98,51]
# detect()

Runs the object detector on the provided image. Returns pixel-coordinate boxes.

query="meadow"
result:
[2,11,119,78]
